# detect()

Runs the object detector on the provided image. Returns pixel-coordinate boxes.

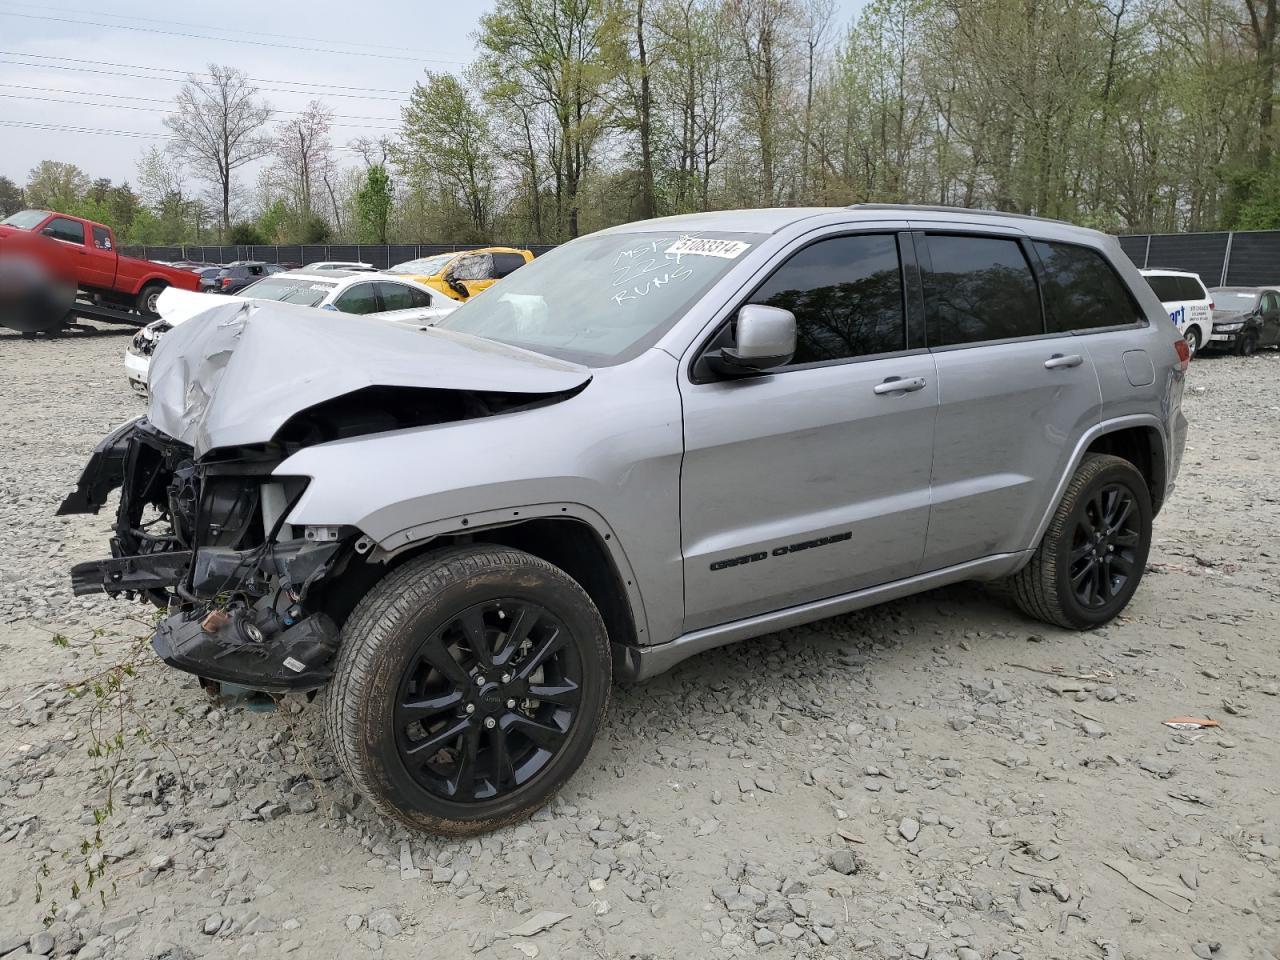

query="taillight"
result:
[221,277,232,289]
[1174,338,1191,371]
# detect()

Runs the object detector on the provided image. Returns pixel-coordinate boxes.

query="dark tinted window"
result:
[492,252,527,278]
[748,234,905,364]
[1033,241,1142,331]
[376,281,431,310]
[1145,274,1205,303]
[1264,292,1280,316]
[924,235,1041,345]
[333,283,380,315]
[43,217,85,245]
[91,225,112,250]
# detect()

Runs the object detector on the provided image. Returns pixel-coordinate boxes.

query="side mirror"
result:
[706,304,796,377]
[321,303,339,312]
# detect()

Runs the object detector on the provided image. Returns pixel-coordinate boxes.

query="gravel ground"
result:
[1,325,1278,960]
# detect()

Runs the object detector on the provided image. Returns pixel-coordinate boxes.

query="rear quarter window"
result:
[1033,241,1143,331]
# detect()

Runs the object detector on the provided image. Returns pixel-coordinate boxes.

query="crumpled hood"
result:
[147,296,591,457]
[157,287,246,327]
[1211,307,1251,321]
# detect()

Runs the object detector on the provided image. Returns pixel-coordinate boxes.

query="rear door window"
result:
[375,281,417,311]
[747,233,906,364]
[1033,241,1143,331]
[333,282,381,315]
[43,217,85,245]
[923,235,1042,346]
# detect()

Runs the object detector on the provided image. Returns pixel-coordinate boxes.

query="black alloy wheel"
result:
[393,599,582,803]
[1066,483,1141,610]
[322,545,611,835]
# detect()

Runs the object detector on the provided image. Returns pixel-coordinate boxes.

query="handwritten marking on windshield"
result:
[610,237,704,306]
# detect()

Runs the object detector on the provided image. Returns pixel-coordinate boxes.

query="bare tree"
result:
[164,64,273,236]
[273,101,334,220]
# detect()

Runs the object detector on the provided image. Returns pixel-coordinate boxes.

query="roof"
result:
[1140,268,1202,277]
[600,204,1109,238]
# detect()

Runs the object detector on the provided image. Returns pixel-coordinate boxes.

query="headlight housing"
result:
[1215,322,1244,332]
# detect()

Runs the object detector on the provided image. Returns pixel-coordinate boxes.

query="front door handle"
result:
[874,376,927,395]
[1044,353,1083,370]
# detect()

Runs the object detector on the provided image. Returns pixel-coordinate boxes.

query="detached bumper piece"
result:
[57,416,145,516]
[152,594,340,693]
[70,551,192,597]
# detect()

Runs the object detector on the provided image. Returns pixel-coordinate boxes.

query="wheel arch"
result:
[320,507,650,657]
[1027,415,1169,552]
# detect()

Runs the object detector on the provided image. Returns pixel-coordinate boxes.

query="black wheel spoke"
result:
[1071,560,1095,587]
[1107,497,1134,532]
[448,724,482,799]
[489,725,515,790]
[397,690,463,726]
[1110,553,1136,576]
[459,608,492,668]
[527,679,581,707]
[420,636,469,687]
[1096,559,1113,601]
[493,604,539,666]
[504,712,568,752]
[1112,530,1140,548]
[515,627,569,682]
[403,716,469,757]
[1070,540,1094,562]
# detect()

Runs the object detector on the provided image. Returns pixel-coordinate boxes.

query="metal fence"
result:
[118,243,558,269]
[1118,230,1280,287]
[125,230,1279,286]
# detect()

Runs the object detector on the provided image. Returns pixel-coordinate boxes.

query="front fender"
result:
[276,350,686,647]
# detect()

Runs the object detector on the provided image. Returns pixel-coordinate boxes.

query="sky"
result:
[0,0,868,189]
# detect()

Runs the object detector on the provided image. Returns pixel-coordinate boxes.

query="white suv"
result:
[1140,269,1213,357]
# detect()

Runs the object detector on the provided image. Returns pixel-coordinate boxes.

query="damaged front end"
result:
[59,417,351,692]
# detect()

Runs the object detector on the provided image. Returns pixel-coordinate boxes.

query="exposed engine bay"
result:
[58,384,572,692]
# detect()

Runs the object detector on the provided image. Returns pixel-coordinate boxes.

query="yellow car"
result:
[385,247,534,302]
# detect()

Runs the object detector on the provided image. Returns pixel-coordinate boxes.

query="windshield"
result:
[387,254,453,276]
[238,276,336,307]
[1210,290,1259,312]
[1,210,50,230]
[437,231,763,364]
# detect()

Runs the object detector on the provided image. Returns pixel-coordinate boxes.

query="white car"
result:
[125,270,457,392]
[1139,268,1214,357]
[303,261,376,272]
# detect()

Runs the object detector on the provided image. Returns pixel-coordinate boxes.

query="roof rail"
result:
[846,203,1066,225]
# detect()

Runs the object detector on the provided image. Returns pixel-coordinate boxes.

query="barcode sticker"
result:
[665,237,751,260]
[283,657,306,673]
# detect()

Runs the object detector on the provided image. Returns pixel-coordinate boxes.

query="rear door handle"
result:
[1044,353,1083,370]
[874,376,927,395]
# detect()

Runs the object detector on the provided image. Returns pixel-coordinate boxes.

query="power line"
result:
[0,11,470,64]
[0,58,410,103]
[0,84,402,126]
[0,118,170,138]
[0,52,413,100]
[1,1,467,59]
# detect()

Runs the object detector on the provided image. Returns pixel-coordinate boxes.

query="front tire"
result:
[1239,332,1258,357]
[322,545,611,835]
[1009,454,1152,630]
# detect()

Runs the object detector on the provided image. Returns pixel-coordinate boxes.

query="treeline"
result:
[4,0,1277,244]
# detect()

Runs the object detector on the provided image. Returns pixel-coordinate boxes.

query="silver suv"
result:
[61,206,1188,834]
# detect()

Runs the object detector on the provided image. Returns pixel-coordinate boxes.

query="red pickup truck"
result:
[0,210,200,325]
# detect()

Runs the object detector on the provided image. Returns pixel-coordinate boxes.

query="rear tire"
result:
[1009,454,1152,630]
[322,545,611,835]
[137,282,166,318]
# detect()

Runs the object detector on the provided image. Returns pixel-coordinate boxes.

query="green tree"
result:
[228,222,266,245]
[398,72,498,237]
[355,164,393,243]
[24,160,90,210]
[0,175,24,216]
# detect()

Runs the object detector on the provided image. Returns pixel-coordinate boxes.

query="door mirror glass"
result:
[707,304,796,377]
